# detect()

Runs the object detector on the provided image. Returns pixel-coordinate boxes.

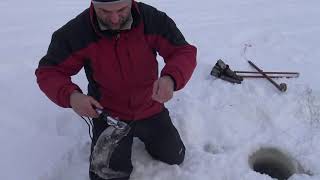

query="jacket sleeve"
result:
[35,31,84,108]
[148,10,197,91]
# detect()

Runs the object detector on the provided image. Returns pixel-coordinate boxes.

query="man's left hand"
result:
[152,76,175,103]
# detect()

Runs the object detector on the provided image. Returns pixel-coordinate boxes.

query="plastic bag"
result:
[90,113,131,179]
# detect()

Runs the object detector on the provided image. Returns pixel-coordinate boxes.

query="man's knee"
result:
[164,145,186,165]
[147,141,186,165]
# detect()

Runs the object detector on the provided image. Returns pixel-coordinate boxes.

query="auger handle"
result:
[248,61,287,92]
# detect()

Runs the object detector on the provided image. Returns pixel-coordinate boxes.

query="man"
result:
[35,0,197,179]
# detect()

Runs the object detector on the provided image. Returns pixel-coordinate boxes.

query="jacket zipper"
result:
[114,33,125,80]
[114,33,133,118]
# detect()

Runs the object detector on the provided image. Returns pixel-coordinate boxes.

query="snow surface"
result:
[1,0,320,180]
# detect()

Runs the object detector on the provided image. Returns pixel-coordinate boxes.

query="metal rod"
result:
[235,70,299,76]
[247,61,287,92]
[239,75,297,79]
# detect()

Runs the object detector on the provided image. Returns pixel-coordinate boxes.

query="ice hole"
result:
[249,147,307,180]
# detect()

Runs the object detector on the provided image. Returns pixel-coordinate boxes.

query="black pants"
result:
[89,108,186,180]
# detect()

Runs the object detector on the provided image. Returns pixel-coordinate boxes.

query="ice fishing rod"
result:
[248,60,287,92]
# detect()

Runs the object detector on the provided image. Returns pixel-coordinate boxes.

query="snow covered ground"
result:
[1,0,320,180]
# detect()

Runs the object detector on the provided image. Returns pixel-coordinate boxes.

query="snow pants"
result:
[89,108,186,180]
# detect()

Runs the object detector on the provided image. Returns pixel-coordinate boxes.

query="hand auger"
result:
[210,59,299,92]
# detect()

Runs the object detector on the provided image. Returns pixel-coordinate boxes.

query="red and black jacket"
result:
[35,1,197,120]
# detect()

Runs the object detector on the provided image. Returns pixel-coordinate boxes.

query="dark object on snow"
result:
[90,109,131,179]
[247,61,287,92]
[210,59,243,84]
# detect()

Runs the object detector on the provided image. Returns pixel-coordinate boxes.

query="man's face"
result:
[93,1,132,30]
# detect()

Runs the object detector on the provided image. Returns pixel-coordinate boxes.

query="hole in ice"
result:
[249,147,310,180]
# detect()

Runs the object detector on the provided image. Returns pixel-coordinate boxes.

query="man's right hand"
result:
[70,91,103,118]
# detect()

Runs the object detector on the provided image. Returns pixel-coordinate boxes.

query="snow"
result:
[1,0,320,180]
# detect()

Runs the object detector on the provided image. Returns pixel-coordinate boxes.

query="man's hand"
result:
[70,91,103,118]
[152,76,175,103]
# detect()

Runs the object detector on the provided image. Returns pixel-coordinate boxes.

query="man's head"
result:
[92,0,132,30]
